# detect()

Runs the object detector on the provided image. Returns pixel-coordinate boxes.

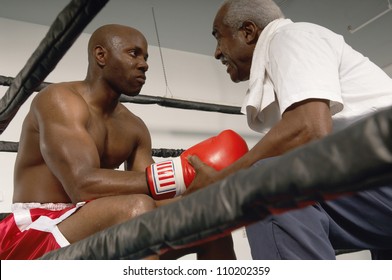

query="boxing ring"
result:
[1,0,392,259]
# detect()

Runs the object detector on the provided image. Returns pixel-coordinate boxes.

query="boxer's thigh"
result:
[58,194,156,243]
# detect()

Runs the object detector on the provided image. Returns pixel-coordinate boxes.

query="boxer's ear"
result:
[94,45,107,66]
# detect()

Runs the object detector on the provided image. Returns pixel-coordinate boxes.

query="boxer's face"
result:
[103,30,149,96]
[212,6,253,83]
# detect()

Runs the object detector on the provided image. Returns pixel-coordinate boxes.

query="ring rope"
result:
[0,75,242,115]
[1,74,241,155]
[0,0,109,135]
[0,140,183,157]
[0,140,18,153]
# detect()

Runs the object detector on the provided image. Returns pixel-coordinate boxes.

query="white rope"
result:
[152,7,174,98]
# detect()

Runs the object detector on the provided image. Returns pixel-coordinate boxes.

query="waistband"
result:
[12,202,75,211]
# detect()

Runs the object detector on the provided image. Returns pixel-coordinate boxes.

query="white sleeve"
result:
[267,26,344,115]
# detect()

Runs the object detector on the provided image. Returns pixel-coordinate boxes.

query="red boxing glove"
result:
[146,130,249,200]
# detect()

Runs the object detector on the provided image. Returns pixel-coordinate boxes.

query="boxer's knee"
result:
[88,194,156,224]
[126,194,156,218]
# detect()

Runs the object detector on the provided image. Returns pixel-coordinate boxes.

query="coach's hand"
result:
[183,155,220,195]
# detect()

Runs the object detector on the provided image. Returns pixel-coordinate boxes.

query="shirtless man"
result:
[0,24,235,260]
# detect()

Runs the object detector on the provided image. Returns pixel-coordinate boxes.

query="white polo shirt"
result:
[258,21,392,133]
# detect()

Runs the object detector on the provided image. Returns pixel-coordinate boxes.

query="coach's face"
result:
[212,5,256,83]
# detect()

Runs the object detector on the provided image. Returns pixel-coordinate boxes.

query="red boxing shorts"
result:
[0,202,85,260]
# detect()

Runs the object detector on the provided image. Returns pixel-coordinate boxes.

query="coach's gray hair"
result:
[221,0,284,30]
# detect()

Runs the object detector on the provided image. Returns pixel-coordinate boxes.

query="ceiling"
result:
[0,0,391,69]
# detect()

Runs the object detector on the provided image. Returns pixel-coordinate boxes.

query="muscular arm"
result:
[33,87,152,203]
[187,99,332,191]
[225,98,332,173]
[124,119,154,173]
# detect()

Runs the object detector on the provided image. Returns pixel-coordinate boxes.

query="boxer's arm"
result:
[124,115,155,172]
[33,88,150,203]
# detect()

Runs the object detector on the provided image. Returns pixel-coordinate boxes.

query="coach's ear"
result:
[240,20,261,45]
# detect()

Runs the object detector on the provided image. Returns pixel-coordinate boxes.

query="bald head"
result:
[87,24,147,64]
[85,24,149,95]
